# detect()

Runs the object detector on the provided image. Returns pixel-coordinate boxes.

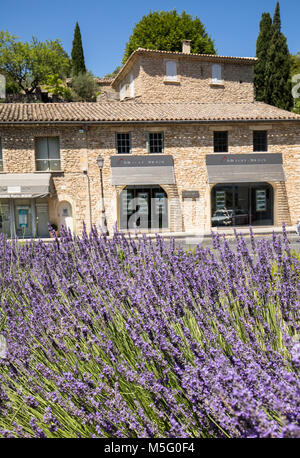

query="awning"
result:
[0,173,51,198]
[206,153,285,183]
[111,155,175,185]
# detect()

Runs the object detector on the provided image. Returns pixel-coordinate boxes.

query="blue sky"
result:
[1,0,299,77]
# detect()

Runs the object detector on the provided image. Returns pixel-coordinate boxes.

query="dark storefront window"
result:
[253,131,268,152]
[119,186,168,230]
[214,131,228,153]
[211,183,273,227]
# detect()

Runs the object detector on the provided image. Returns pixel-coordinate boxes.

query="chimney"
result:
[182,40,191,54]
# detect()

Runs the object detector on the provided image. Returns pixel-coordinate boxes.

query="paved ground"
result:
[173,233,300,252]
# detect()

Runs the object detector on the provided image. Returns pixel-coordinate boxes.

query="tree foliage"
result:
[71,71,97,101]
[123,9,216,63]
[71,22,86,76]
[254,13,272,101]
[0,32,71,94]
[255,2,293,110]
[291,53,300,113]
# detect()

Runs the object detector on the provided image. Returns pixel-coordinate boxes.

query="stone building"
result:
[0,42,299,238]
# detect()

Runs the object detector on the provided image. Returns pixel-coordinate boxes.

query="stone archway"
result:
[57,201,73,233]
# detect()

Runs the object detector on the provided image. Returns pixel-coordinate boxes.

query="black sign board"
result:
[182,191,200,199]
[111,155,174,168]
[206,153,282,166]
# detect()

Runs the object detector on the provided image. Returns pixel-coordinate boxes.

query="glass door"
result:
[119,186,168,230]
[251,185,273,226]
[233,185,250,226]
[212,185,234,227]
[15,202,32,237]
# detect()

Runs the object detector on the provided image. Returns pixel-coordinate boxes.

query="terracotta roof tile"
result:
[0,102,299,123]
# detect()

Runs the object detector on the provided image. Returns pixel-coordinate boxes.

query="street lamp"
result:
[97,155,109,235]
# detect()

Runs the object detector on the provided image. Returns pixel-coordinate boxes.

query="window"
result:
[253,130,268,152]
[119,83,127,101]
[35,137,60,171]
[0,138,3,171]
[165,61,178,81]
[129,73,134,98]
[147,132,164,154]
[212,64,222,84]
[116,133,131,154]
[211,183,273,227]
[214,131,228,153]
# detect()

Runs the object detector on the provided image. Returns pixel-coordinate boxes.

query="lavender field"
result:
[0,225,299,438]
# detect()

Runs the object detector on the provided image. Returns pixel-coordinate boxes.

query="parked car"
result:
[296,219,300,236]
[212,209,233,227]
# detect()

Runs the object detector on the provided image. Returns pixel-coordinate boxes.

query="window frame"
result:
[115,132,132,154]
[146,132,164,154]
[211,64,223,84]
[253,130,268,152]
[213,131,228,153]
[165,60,178,82]
[35,136,61,172]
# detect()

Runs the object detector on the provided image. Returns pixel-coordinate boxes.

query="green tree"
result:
[291,53,300,113]
[0,34,71,95]
[43,73,72,100]
[264,2,293,110]
[254,13,272,101]
[71,22,86,76]
[123,9,216,63]
[71,71,97,101]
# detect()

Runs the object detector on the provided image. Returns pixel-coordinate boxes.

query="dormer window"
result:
[165,61,178,82]
[211,64,222,84]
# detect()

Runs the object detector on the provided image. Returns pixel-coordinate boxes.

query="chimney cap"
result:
[181,39,191,54]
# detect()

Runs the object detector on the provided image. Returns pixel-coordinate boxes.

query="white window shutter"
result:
[212,64,222,83]
[166,61,177,81]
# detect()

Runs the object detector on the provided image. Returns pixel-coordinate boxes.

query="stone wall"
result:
[116,55,255,103]
[0,122,299,235]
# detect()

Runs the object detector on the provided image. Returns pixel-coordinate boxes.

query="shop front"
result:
[211,183,273,227]
[206,153,285,228]
[0,174,51,238]
[111,155,174,231]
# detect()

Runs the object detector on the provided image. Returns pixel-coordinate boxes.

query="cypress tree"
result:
[71,22,86,76]
[264,2,293,110]
[254,13,272,101]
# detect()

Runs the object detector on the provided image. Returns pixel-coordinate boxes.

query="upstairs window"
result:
[212,64,222,84]
[147,132,164,154]
[253,130,268,152]
[116,133,131,154]
[0,138,3,171]
[129,73,134,98]
[119,83,127,101]
[214,131,228,153]
[35,137,60,171]
[165,61,178,81]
